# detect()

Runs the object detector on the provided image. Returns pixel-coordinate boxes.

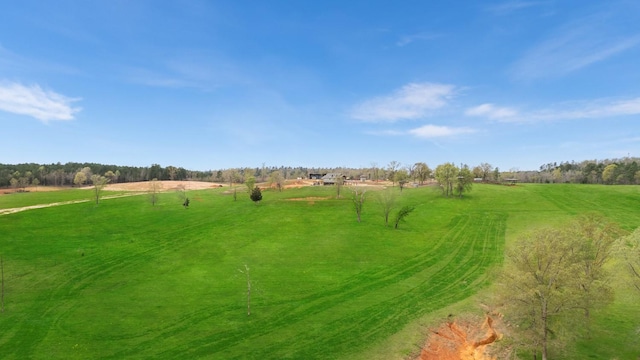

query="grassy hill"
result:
[0,183,639,359]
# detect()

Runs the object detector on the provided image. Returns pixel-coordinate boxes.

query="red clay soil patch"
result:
[105,180,223,192]
[417,316,502,360]
[0,186,67,195]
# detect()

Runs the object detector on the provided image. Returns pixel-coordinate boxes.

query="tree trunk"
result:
[542,301,548,360]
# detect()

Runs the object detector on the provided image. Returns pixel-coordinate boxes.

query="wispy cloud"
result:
[396,32,442,47]
[0,82,81,122]
[0,44,80,76]
[408,124,476,139]
[486,1,546,15]
[350,82,456,123]
[512,16,640,80]
[125,53,249,91]
[465,103,518,120]
[531,97,640,121]
[466,97,640,123]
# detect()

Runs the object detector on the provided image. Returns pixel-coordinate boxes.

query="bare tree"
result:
[370,162,379,182]
[387,161,400,186]
[379,189,395,227]
[351,188,366,222]
[480,162,493,181]
[176,184,189,207]
[245,176,256,194]
[269,171,285,192]
[149,178,162,206]
[90,175,110,204]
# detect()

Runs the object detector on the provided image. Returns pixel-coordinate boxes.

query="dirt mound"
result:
[104,180,222,192]
[417,316,501,360]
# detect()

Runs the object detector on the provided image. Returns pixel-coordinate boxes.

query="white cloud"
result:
[469,97,640,123]
[0,82,81,122]
[512,16,640,80]
[408,124,476,139]
[532,97,640,121]
[350,82,456,122]
[465,103,518,120]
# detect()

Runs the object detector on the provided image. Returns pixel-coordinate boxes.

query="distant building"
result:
[321,173,346,185]
[504,178,518,185]
[309,173,326,180]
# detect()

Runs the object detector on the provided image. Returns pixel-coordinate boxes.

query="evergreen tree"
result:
[250,186,262,203]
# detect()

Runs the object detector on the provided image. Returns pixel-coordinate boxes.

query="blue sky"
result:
[1,1,640,171]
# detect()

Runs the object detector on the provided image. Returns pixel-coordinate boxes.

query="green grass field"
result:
[1,183,639,359]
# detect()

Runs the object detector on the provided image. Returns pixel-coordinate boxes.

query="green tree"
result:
[394,205,414,229]
[480,162,493,181]
[570,214,623,328]
[602,164,618,184]
[149,163,163,180]
[552,168,563,183]
[38,165,47,186]
[434,162,457,197]
[250,186,262,204]
[90,174,110,204]
[455,165,473,198]
[413,162,431,185]
[73,171,87,187]
[618,228,640,294]
[394,169,410,192]
[104,170,118,183]
[499,227,591,359]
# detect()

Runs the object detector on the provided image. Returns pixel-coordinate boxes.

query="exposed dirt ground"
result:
[417,316,502,360]
[103,180,225,192]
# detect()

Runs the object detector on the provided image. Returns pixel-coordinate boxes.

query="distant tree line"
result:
[505,157,640,185]
[0,162,208,188]
[4,157,640,189]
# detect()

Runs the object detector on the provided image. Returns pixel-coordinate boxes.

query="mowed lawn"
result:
[0,183,639,359]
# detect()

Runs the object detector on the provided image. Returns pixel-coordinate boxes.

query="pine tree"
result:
[250,186,262,203]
